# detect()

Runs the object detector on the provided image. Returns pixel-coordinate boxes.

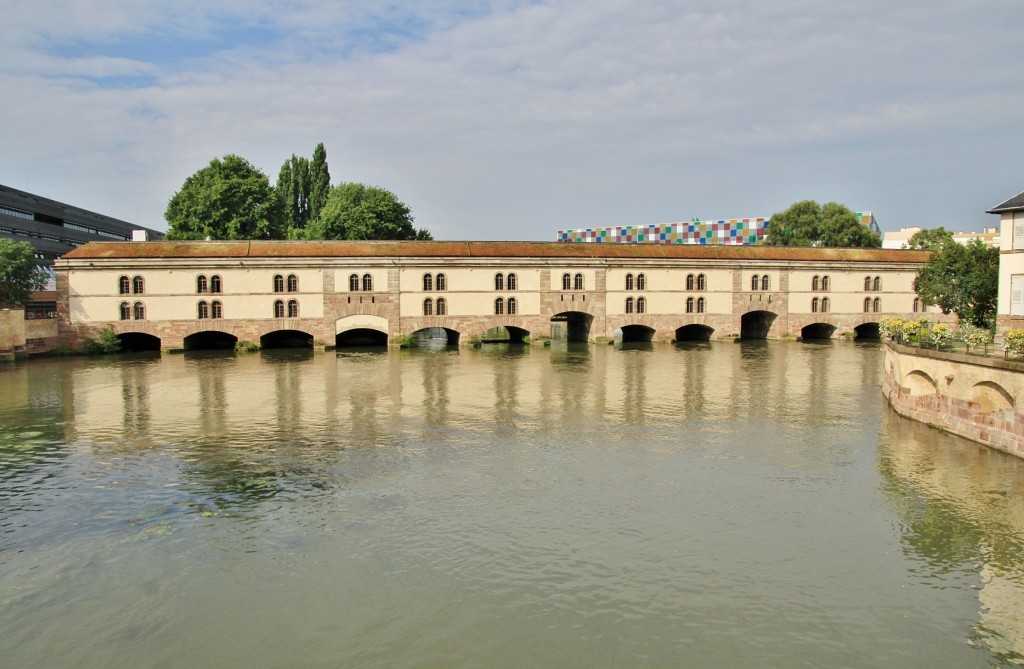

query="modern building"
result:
[989,190,1024,332]
[882,226,1001,250]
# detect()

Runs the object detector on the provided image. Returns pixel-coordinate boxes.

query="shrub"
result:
[959,322,992,350]
[930,323,952,349]
[234,340,260,352]
[82,327,122,354]
[1004,329,1024,355]
[879,317,905,340]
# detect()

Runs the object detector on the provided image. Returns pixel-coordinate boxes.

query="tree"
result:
[914,238,998,328]
[905,227,954,251]
[309,142,331,225]
[763,200,881,247]
[276,154,310,237]
[0,239,47,307]
[305,183,432,241]
[165,155,282,240]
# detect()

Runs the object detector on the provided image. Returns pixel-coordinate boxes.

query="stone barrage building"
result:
[55,240,946,350]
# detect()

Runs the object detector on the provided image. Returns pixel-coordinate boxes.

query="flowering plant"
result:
[929,323,952,348]
[879,317,905,340]
[959,322,992,350]
[1004,329,1024,355]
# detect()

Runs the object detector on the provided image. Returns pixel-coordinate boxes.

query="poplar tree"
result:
[276,154,310,237]
[309,142,331,225]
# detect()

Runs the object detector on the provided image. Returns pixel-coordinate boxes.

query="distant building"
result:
[882,226,1001,250]
[989,190,1024,332]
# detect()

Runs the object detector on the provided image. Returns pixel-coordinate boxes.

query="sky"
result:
[2,0,1022,241]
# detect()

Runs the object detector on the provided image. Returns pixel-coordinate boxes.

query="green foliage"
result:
[165,154,282,240]
[958,321,992,350]
[905,227,955,251]
[81,327,122,354]
[763,200,881,248]
[1004,329,1024,355]
[276,154,310,236]
[234,340,260,352]
[305,183,432,241]
[0,239,47,307]
[393,333,416,348]
[913,238,998,328]
[309,143,331,225]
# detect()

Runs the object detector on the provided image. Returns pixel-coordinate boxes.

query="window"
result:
[495,297,504,315]
[864,276,872,291]
[687,274,695,291]
[873,276,881,292]
[362,274,372,291]
[636,273,645,290]
[287,274,298,292]
[132,276,144,294]
[133,302,145,320]
[697,274,707,291]
[423,273,433,291]
[1015,213,1024,251]
[274,300,285,318]
[686,297,694,313]
[274,274,285,292]
[811,297,819,313]
[625,297,634,314]
[436,273,446,291]
[212,300,222,319]
[197,275,208,293]
[119,301,130,320]
[761,275,769,291]
[507,273,517,290]
[507,297,516,315]
[913,297,921,313]
[119,276,130,294]
[211,275,222,293]
[812,275,820,291]
[288,300,299,318]
[637,296,646,314]
[625,273,634,291]
[198,301,209,319]
[495,273,504,291]
[873,297,881,313]
[1012,275,1024,316]
[574,273,584,290]
[821,297,829,313]
[349,274,360,291]
[436,298,447,315]
[821,275,830,292]
[864,297,872,313]
[423,298,433,316]
[562,273,571,290]
[751,275,759,291]
[696,297,705,313]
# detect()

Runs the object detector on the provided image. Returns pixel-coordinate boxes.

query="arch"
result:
[335,328,388,347]
[636,273,646,290]
[412,326,461,348]
[274,274,285,292]
[970,382,1015,413]
[821,297,829,313]
[697,273,707,291]
[119,275,130,294]
[423,273,433,291]
[636,296,646,313]
[574,273,584,290]
[495,273,504,291]
[551,311,593,342]
[625,273,634,291]
[873,276,882,291]
[507,273,517,290]
[197,275,208,293]
[211,300,222,319]
[287,299,299,318]
[435,273,446,291]
[620,324,655,343]
[132,276,145,294]
[562,273,571,290]
[675,324,714,341]
[197,300,209,319]
[119,301,130,320]
[132,302,145,320]
[482,326,531,344]
[686,296,694,313]
[507,297,516,315]
[117,332,161,352]
[821,275,830,291]
[211,275,222,293]
[361,274,373,292]
[873,297,881,313]
[495,297,504,315]
[184,330,238,351]
[854,322,880,339]
[801,323,836,339]
[686,274,695,291]
[741,310,777,339]
[436,297,447,315]
[349,273,360,291]
[903,370,937,396]
[274,300,285,318]
[696,297,705,313]
[261,329,313,349]
[811,297,819,313]
[761,275,770,291]
[336,314,389,336]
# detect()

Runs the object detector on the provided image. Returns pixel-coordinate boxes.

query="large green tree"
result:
[905,226,955,251]
[914,237,998,328]
[165,155,282,240]
[0,239,47,307]
[763,200,881,247]
[305,183,432,241]
[276,154,310,236]
[309,142,331,225]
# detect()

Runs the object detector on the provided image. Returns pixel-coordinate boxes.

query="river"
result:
[1,341,1023,668]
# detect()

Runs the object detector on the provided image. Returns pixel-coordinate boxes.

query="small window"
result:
[495,297,504,315]
[913,297,921,313]
[288,300,299,318]
[574,273,584,290]
[495,273,504,291]
[349,274,360,291]
[132,276,144,294]
[507,297,516,315]
[436,273,446,291]
[198,301,209,319]
[119,301,130,320]
[821,275,830,292]
[211,275,222,293]
[864,276,872,291]
[212,300,222,319]
[811,297,819,313]
[696,297,705,313]
[873,297,881,313]
[687,274,695,291]
[274,299,285,318]
[751,275,759,291]
[697,274,707,291]
[562,273,571,290]
[686,297,694,313]
[625,273,634,291]
[873,276,881,292]
[423,273,433,291]
[812,275,820,291]
[362,274,372,292]
[423,298,433,316]
[637,296,646,314]
[119,275,130,294]
[274,274,285,292]
[436,298,447,315]
[821,297,829,313]
[133,301,145,320]
[197,275,208,293]
[864,297,872,313]
[636,273,646,290]
[761,275,769,291]
[625,297,634,314]
[507,273,517,291]
[287,274,298,292]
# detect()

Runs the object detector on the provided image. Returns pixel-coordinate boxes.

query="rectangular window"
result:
[1014,213,1024,251]
[1012,275,1024,316]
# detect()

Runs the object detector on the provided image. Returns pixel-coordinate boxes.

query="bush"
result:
[1004,329,1024,355]
[930,323,952,349]
[879,317,905,340]
[234,340,260,352]
[959,322,992,350]
[82,327,122,354]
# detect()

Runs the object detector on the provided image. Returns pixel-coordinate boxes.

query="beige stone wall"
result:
[0,309,26,357]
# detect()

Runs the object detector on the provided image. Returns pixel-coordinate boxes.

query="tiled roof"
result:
[60,240,930,263]
[987,191,1024,213]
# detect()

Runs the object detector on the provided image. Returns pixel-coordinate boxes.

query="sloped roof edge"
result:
[987,190,1024,213]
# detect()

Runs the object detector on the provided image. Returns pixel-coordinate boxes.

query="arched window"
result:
[864,276,872,291]
[274,300,284,318]
[287,274,298,292]
[686,274,695,291]
[637,296,646,314]
[574,273,584,290]
[507,273,517,290]
[212,300,222,319]
[625,297,634,314]
[811,297,819,313]
[873,276,881,291]
[686,297,694,313]
[913,297,921,313]
[821,297,829,313]
[495,273,504,291]
[761,275,770,291]
[349,274,360,291]
[423,273,433,291]
[697,274,707,291]
[211,275,222,293]
[507,297,517,315]
[562,273,571,290]
[132,302,145,320]
[119,301,130,320]
[362,274,373,291]
[864,297,872,313]
[423,298,433,316]
[436,298,447,315]
[812,275,820,291]
[197,275,208,293]
[495,297,504,315]
[696,297,706,313]
[198,301,209,319]
[274,275,284,292]
[873,297,881,313]
[637,273,646,290]
[118,275,130,294]
[436,273,446,291]
[132,276,144,294]
[288,300,299,318]
[625,273,634,291]
[751,275,760,291]
[821,275,830,292]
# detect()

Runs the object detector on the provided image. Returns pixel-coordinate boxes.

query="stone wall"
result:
[883,342,1024,459]
[0,309,26,360]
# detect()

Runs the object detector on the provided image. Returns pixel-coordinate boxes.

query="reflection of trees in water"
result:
[418,350,454,425]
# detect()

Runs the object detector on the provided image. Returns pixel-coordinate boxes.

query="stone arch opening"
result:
[741,310,777,339]
[260,329,313,349]
[801,323,837,340]
[970,381,1015,413]
[116,332,161,352]
[184,330,238,351]
[855,322,880,339]
[903,370,937,396]
[482,326,530,344]
[619,325,655,343]
[675,324,714,341]
[336,328,388,347]
[412,327,461,349]
[551,311,593,342]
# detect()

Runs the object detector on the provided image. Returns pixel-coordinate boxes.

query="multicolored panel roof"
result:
[557,218,769,245]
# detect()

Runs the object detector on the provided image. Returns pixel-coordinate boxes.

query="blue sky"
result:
[2,0,1022,240]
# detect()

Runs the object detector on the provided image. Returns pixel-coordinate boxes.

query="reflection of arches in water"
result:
[117,332,161,352]
[855,322,880,339]
[261,330,313,349]
[970,381,1014,413]
[336,328,388,347]
[619,325,655,343]
[482,326,530,344]
[741,311,777,339]
[801,323,836,340]
[184,330,237,351]
[551,311,593,342]
[413,327,461,349]
[903,370,937,396]
[675,324,714,341]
